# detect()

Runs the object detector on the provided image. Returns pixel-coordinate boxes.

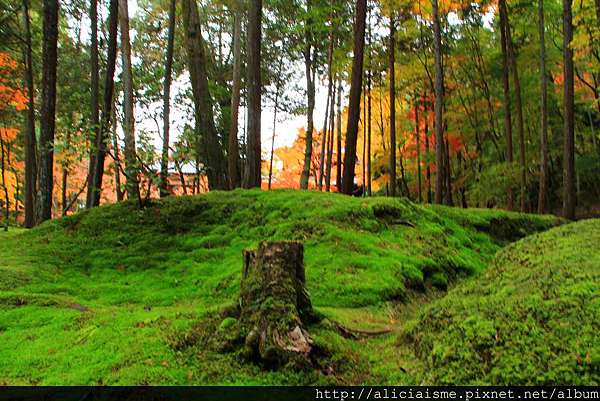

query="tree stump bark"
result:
[240,241,314,368]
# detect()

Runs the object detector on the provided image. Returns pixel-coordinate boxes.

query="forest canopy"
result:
[0,0,598,225]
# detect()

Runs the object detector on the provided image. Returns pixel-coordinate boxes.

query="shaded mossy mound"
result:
[0,190,561,384]
[404,219,600,385]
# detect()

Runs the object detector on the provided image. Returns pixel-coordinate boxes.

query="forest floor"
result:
[0,190,597,385]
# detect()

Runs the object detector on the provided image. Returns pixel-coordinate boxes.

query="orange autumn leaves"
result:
[0,52,28,212]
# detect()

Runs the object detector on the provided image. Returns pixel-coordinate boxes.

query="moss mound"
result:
[404,219,600,385]
[0,190,560,384]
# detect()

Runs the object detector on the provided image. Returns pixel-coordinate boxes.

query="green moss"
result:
[403,219,600,385]
[0,190,560,384]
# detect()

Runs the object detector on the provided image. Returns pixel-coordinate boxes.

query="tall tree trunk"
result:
[268,57,283,190]
[160,0,176,197]
[341,0,367,195]
[1,139,9,231]
[300,0,315,190]
[38,0,60,222]
[61,129,71,215]
[319,29,334,191]
[119,0,140,203]
[21,0,37,228]
[87,0,118,208]
[228,1,242,189]
[112,105,123,202]
[362,81,366,192]
[499,0,514,210]
[432,0,445,205]
[424,95,432,203]
[366,68,372,196]
[505,9,526,212]
[537,0,549,214]
[182,0,228,190]
[444,134,453,205]
[342,0,367,195]
[562,0,576,219]
[415,93,422,202]
[87,0,100,208]
[336,80,342,192]
[388,13,397,197]
[326,77,336,192]
[245,0,262,188]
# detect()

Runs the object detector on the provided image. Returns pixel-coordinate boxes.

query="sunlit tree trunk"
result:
[388,13,397,197]
[326,78,336,192]
[318,35,333,191]
[432,0,444,204]
[87,0,100,208]
[38,0,60,222]
[336,80,342,192]
[228,0,242,189]
[160,0,176,197]
[111,100,123,202]
[341,0,367,195]
[87,0,118,208]
[268,57,283,190]
[1,138,9,231]
[415,93,422,202]
[119,0,140,203]
[537,0,549,214]
[245,0,262,188]
[182,0,228,190]
[300,0,315,190]
[21,0,37,228]
[562,0,576,219]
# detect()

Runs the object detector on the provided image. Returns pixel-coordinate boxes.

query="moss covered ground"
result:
[0,189,579,384]
[403,218,600,385]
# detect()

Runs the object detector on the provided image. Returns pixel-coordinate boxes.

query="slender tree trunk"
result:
[444,134,453,205]
[1,139,9,231]
[87,0,100,208]
[367,68,372,196]
[111,102,123,201]
[336,80,342,192]
[432,0,444,205]
[61,129,71,215]
[378,76,386,153]
[245,0,262,188]
[365,8,372,196]
[499,0,514,210]
[362,82,366,193]
[182,0,228,190]
[537,0,549,214]
[595,0,600,26]
[505,9,526,212]
[300,0,315,190]
[22,0,37,228]
[562,0,576,219]
[326,77,336,192]
[415,93,422,202]
[318,42,333,191]
[38,0,60,222]
[228,1,242,189]
[424,98,432,204]
[87,0,118,208]
[268,57,283,190]
[160,0,176,197]
[388,13,397,197]
[118,0,140,202]
[341,0,367,195]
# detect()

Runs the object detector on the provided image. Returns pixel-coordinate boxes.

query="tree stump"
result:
[240,241,314,368]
